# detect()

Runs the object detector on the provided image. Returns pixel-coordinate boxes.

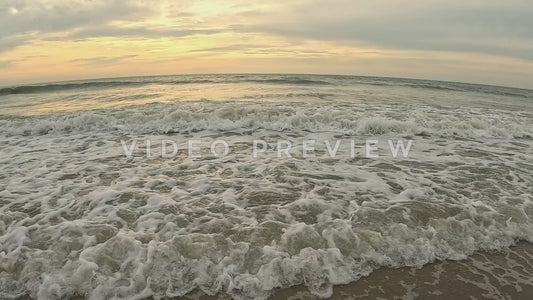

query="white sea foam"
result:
[0,75,532,299]
[1,102,531,139]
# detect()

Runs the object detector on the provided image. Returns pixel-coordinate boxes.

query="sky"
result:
[1,0,532,88]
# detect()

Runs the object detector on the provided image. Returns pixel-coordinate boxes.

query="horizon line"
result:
[3,72,533,91]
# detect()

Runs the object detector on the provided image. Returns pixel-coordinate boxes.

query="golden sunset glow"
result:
[1,0,532,88]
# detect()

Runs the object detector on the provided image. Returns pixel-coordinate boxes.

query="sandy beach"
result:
[176,241,533,299]
[19,241,529,300]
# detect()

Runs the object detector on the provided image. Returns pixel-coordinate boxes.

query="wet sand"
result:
[179,241,533,300]
[17,241,533,300]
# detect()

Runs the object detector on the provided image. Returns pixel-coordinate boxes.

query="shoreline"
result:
[16,241,533,300]
[182,241,533,299]
[269,241,533,300]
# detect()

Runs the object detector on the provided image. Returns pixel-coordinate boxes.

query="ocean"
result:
[0,74,532,299]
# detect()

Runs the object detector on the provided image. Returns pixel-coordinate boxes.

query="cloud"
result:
[4,0,531,61]
[70,55,138,66]
[68,28,220,40]
[0,0,154,35]
[1,0,532,88]
[0,0,158,52]
[0,0,227,53]
[233,0,533,60]
[188,44,273,53]
[0,35,31,53]
[0,59,15,69]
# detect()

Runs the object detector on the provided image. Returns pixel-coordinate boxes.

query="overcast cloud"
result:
[1,0,532,87]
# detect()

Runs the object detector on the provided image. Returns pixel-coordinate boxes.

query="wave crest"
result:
[1,102,530,139]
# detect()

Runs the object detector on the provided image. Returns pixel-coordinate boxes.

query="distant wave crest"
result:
[1,75,530,100]
[0,77,333,96]
[0,81,145,96]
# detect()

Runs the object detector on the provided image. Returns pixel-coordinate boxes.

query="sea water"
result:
[0,74,532,299]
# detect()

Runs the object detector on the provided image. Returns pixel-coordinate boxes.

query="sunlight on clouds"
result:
[0,0,532,87]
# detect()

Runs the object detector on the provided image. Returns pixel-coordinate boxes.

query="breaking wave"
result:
[1,74,532,299]
[1,102,531,139]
